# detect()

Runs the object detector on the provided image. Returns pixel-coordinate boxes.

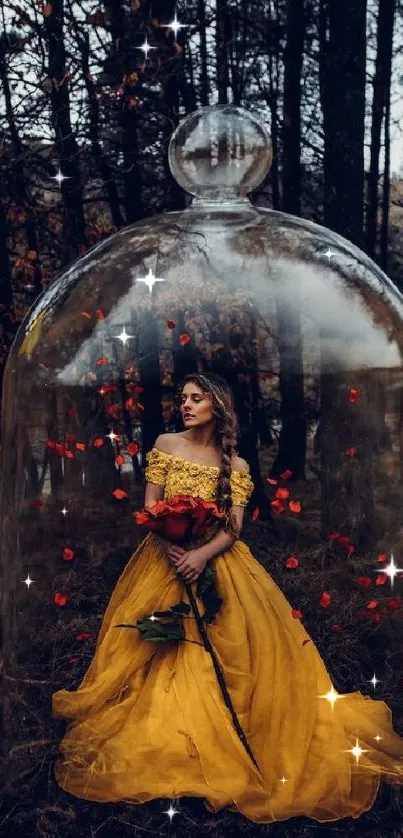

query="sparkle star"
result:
[345,738,369,764]
[49,167,71,190]
[324,248,335,260]
[22,574,34,589]
[61,506,68,516]
[279,776,288,785]
[106,429,119,443]
[381,553,403,588]
[161,12,187,38]
[374,734,383,742]
[163,802,180,821]
[137,267,166,295]
[369,673,380,690]
[115,327,134,346]
[319,685,345,711]
[137,36,157,59]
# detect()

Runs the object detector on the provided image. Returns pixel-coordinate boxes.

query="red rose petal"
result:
[54,592,68,607]
[271,499,286,514]
[286,557,299,569]
[348,387,360,403]
[30,498,44,508]
[275,487,289,500]
[113,488,128,500]
[356,576,371,587]
[320,591,332,607]
[289,500,301,514]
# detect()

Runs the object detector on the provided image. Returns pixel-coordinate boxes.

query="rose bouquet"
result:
[133,493,226,551]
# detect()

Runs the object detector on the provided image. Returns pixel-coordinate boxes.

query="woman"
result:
[52,372,403,824]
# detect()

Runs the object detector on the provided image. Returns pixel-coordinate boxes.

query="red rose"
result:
[133,494,225,545]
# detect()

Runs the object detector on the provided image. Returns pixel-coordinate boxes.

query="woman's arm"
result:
[196,505,245,563]
[144,481,172,551]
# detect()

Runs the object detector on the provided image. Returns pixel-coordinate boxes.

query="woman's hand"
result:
[167,545,208,584]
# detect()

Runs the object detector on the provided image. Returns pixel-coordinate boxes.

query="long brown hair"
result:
[178,372,239,538]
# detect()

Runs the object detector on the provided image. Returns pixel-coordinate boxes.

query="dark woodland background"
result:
[1,0,403,427]
[1,1,403,837]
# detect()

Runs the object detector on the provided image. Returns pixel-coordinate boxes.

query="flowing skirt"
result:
[52,532,403,823]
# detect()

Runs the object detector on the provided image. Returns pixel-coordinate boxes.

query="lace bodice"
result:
[145,446,254,507]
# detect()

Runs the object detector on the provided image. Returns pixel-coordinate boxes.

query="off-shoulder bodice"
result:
[145,446,254,507]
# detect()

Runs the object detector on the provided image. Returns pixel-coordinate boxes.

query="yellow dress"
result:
[52,447,403,824]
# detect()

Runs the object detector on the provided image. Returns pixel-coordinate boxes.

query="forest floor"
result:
[0,443,403,837]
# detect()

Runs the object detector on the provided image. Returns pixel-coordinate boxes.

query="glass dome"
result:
[1,104,403,793]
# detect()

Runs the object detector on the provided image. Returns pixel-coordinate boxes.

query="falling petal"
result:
[113,489,128,500]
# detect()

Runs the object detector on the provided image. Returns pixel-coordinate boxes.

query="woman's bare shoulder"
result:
[153,432,183,455]
[231,454,249,472]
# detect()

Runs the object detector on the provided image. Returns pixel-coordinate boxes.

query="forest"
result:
[1,1,403,837]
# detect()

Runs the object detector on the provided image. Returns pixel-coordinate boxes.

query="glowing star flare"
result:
[137,36,157,59]
[115,327,134,346]
[161,12,188,38]
[136,267,166,295]
[381,554,403,588]
[22,574,34,589]
[319,685,346,711]
[369,673,380,690]
[163,802,180,821]
[344,738,370,764]
[49,167,71,189]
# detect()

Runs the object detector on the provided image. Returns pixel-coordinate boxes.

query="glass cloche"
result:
[1,104,403,796]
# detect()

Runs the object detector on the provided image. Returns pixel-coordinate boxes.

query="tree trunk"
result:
[43,0,87,265]
[366,0,395,260]
[265,5,281,209]
[0,43,42,295]
[80,33,125,228]
[319,366,374,550]
[270,288,307,480]
[320,0,367,248]
[380,1,394,272]
[138,313,165,458]
[103,0,144,223]
[216,0,230,104]
[282,0,304,215]
[198,0,209,106]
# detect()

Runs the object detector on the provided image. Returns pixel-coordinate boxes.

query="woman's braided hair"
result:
[179,372,240,538]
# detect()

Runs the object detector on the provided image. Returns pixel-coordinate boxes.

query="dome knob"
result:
[168,104,273,203]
